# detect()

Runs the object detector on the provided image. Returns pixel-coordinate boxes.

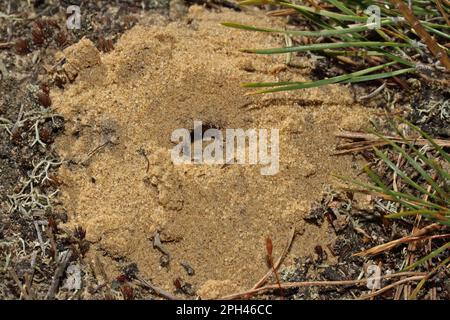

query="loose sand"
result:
[52,6,372,298]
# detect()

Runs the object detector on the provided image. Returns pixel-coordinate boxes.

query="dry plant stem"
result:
[358,276,425,300]
[355,223,442,256]
[221,272,426,300]
[434,0,450,26]
[45,250,72,300]
[404,177,439,299]
[265,237,283,294]
[402,185,430,298]
[349,189,447,215]
[24,273,35,300]
[334,131,450,154]
[410,257,450,299]
[389,0,450,71]
[9,269,31,300]
[304,0,322,11]
[94,255,110,283]
[81,141,113,165]
[252,228,296,290]
[92,255,115,299]
[46,227,57,260]
[355,234,450,257]
[358,83,386,101]
[0,42,14,49]
[392,151,403,192]
[135,275,179,300]
[266,9,297,17]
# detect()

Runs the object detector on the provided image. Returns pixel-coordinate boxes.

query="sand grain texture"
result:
[52,6,371,298]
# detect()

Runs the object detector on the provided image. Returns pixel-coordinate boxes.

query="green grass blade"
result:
[323,50,385,57]
[400,119,450,163]
[385,209,449,219]
[324,0,355,15]
[252,67,414,93]
[337,173,445,211]
[242,61,397,89]
[222,21,395,37]
[404,241,450,271]
[364,166,425,210]
[340,68,416,84]
[373,147,441,203]
[370,131,448,203]
[424,25,450,40]
[410,256,450,299]
[277,1,368,22]
[391,126,450,191]
[242,41,411,55]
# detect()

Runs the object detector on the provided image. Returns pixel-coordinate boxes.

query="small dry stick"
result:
[33,221,46,255]
[265,237,283,295]
[389,0,450,71]
[46,250,72,300]
[0,42,14,49]
[81,140,114,165]
[396,178,434,298]
[9,269,31,300]
[138,148,150,173]
[135,275,179,300]
[153,231,171,257]
[24,273,35,300]
[253,227,296,290]
[358,276,425,300]
[354,223,442,256]
[334,131,450,155]
[434,0,450,26]
[358,83,386,101]
[220,272,425,300]
[267,9,298,17]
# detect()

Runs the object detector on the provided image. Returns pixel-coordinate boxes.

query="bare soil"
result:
[1,1,448,301]
[51,6,372,298]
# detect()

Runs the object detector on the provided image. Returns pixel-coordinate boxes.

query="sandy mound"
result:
[52,6,371,298]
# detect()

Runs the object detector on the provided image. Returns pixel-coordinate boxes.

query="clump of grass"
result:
[344,120,449,227]
[222,0,450,93]
[339,119,449,298]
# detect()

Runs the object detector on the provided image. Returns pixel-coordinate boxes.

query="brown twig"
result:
[138,148,150,173]
[24,273,35,300]
[355,222,442,257]
[409,256,450,299]
[304,0,322,11]
[354,232,450,257]
[389,0,450,71]
[434,0,450,26]
[358,275,425,300]
[266,9,297,17]
[334,131,450,155]
[81,141,114,165]
[0,42,14,49]
[265,237,283,295]
[45,249,73,300]
[399,180,435,298]
[252,228,296,290]
[9,269,31,300]
[220,272,426,300]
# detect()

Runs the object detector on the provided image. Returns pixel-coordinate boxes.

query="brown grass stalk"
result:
[389,0,450,71]
[220,272,426,300]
